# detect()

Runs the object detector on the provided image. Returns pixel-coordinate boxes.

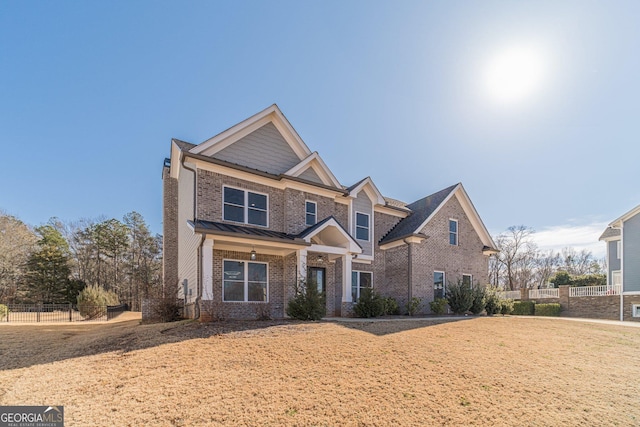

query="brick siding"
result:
[162,167,179,293]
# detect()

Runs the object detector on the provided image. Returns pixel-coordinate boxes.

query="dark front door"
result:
[308,267,326,295]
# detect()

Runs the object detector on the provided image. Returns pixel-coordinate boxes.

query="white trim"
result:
[462,273,473,286]
[434,270,446,298]
[202,239,214,301]
[342,254,353,303]
[191,105,312,160]
[305,200,317,226]
[609,204,640,228]
[616,241,621,260]
[374,204,409,218]
[297,249,307,283]
[449,218,458,246]
[300,217,362,254]
[355,211,371,242]
[222,258,269,303]
[352,270,373,302]
[632,304,640,318]
[623,291,640,296]
[348,177,386,206]
[222,185,269,228]
[285,152,342,189]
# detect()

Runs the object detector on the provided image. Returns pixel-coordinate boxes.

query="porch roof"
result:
[189,220,310,246]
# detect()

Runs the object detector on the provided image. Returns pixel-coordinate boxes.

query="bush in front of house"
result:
[429,298,447,315]
[286,278,326,321]
[500,299,514,315]
[446,279,474,314]
[470,286,486,315]
[406,297,422,316]
[0,304,8,320]
[354,288,385,318]
[534,303,561,316]
[512,300,535,315]
[483,286,502,316]
[152,298,183,322]
[77,285,119,319]
[383,297,400,315]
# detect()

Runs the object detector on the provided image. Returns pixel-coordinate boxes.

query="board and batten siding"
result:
[353,190,373,257]
[177,162,201,303]
[608,239,621,284]
[212,122,301,175]
[623,213,640,292]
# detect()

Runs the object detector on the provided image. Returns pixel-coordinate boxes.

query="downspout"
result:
[616,224,624,321]
[182,155,202,319]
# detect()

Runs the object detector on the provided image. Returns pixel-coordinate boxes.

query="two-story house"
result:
[162,105,498,320]
[599,204,640,321]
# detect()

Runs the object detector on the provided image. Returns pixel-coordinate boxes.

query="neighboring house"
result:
[600,205,640,321]
[162,105,498,319]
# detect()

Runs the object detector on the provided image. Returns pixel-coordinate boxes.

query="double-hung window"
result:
[223,186,268,227]
[449,219,458,245]
[351,271,372,302]
[356,212,370,241]
[462,274,473,287]
[434,271,445,299]
[223,260,268,302]
[305,201,317,226]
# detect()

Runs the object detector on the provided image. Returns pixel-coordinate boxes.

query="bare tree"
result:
[494,225,538,290]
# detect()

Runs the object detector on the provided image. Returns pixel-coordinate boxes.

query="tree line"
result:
[0,210,162,310]
[489,225,606,291]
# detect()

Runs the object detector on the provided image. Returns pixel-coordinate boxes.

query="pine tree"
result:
[24,225,72,303]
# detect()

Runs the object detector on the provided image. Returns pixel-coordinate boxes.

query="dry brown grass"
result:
[1,315,639,426]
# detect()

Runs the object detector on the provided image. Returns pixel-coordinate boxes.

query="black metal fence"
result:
[0,303,129,323]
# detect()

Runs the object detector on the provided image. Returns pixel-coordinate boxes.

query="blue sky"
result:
[2,1,639,256]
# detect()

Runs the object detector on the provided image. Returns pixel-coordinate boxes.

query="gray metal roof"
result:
[379,184,458,245]
[189,220,309,245]
[599,227,621,241]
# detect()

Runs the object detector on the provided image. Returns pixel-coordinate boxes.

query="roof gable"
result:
[610,204,640,227]
[347,177,386,205]
[285,152,342,188]
[190,104,312,162]
[599,227,621,241]
[298,216,362,253]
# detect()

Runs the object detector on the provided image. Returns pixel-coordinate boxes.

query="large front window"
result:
[223,260,268,302]
[223,186,268,227]
[352,270,372,301]
[356,212,370,241]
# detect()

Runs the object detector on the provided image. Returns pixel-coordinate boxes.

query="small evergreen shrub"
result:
[512,301,535,315]
[383,297,400,315]
[0,304,8,320]
[286,279,326,321]
[406,297,422,316]
[77,285,119,319]
[535,303,561,316]
[446,280,474,314]
[500,299,514,315]
[484,286,502,316]
[429,298,447,315]
[470,286,486,315]
[354,288,385,318]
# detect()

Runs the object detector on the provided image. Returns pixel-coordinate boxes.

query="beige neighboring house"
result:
[162,104,498,319]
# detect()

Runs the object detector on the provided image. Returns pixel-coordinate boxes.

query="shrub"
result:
[535,303,561,316]
[429,298,447,315]
[406,297,422,316]
[446,280,474,314]
[500,299,514,315]
[383,297,400,315]
[512,300,535,315]
[152,298,183,322]
[0,304,8,320]
[470,286,486,315]
[484,286,502,316]
[354,288,385,318]
[286,278,326,321]
[550,271,571,287]
[77,285,120,319]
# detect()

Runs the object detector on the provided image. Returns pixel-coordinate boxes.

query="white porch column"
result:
[342,253,353,303]
[202,239,214,300]
[297,249,308,284]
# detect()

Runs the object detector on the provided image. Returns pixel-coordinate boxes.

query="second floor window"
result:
[223,186,268,227]
[305,201,317,226]
[356,212,370,241]
[449,219,458,245]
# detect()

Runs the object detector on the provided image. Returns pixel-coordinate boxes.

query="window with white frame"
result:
[462,274,473,287]
[617,241,621,260]
[305,201,317,226]
[612,271,621,287]
[351,270,372,301]
[223,260,268,302]
[434,271,445,299]
[223,186,268,227]
[356,212,370,241]
[449,219,458,245]
[633,304,640,318]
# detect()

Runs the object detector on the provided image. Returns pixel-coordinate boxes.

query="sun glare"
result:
[483,45,547,106]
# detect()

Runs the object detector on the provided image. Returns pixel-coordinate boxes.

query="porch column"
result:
[202,239,214,300]
[297,249,308,284]
[342,253,353,302]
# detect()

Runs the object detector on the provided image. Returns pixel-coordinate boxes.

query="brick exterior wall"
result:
[162,167,179,294]
[623,295,640,321]
[283,188,348,235]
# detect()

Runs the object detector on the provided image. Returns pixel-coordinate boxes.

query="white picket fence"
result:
[569,284,622,297]
[529,288,559,299]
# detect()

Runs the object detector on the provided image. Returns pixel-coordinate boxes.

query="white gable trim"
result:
[190,104,312,160]
[285,152,342,188]
[414,184,497,250]
[301,217,362,254]
[610,204,640,228]
[348,177,386,205]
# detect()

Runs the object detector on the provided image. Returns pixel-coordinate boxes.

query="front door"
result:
[308,267,326,295]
